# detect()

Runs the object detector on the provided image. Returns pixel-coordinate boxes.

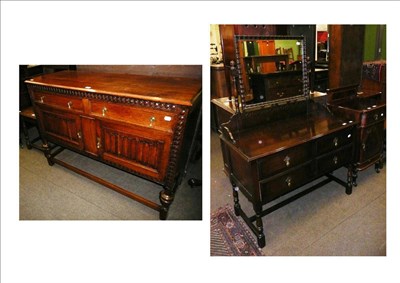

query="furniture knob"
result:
[102,107,108,116]
[333,137,339,147]
[362,143,366,151]
[67,101,73,109]
[149,116,156,127]
[284,156,290,167]
[333,156,338,165]
[96,137,101,149]
[77,131,82,139]
[285,177,292,187]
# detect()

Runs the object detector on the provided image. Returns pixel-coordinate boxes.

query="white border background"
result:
[1,1,399,283]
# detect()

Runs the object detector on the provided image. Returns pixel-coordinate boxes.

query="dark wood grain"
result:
[27,70,201,219]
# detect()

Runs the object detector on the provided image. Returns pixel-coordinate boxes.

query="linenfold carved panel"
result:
[102,126,165,171]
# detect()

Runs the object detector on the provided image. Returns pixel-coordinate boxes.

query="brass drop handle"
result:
[362,143,366,151]
[39,96,44,103]
[67,101,73,109]
[96,137,101,149]
[102,107,108,116]
[333,156,338,165]
[77,131,82,139]
[374,114,379,120]
[149,116,156,127]
[333,137,339,147]
[285,177,292,187]
[284,156,290,167]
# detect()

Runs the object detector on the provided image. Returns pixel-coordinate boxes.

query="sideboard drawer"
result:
[90,101,178,133]
[316,145,353,175]
[316,127,353,155]
[258,142,313,179]
[260,163,313,204]
[33,91,84,112]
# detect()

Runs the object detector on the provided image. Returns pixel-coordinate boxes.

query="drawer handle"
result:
[149,116,156,127]
[285,177,292,187]
[77,131,82,139]
[362,143,366,151]
[96,137,101,149]
[333,137,339,147]
[284,156,290,167]
[67,101,73,109]
[333,156,338,165]
[102,107,108,116]
[374,114,379,120]
[39,96,44,103]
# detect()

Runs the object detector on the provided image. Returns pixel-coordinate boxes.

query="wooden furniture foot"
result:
[159,189,174,220]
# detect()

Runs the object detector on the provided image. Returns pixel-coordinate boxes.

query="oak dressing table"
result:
[212,35,356,248]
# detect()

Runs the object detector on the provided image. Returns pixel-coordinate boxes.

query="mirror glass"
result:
[234,35,308,110]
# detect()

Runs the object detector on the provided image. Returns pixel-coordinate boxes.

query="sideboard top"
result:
[25,70,202,106]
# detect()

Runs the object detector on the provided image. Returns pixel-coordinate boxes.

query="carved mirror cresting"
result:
[232,35,309,112]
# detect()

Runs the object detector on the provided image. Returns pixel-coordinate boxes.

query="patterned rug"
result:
[210,205,264,256]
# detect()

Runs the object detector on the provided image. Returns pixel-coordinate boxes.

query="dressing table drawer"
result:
[362,108,385,126]
[90,101,177,133]
[316,145,353,174]
[265,75,302,88]
[268,86,303,100]
[258,143,313,179]
[316,127,353,155]
[260,164,313,204]
[33,92,84,112]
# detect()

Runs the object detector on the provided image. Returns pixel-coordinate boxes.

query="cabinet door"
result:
[359,121,384,164]
[98,120,172,182]
[35,105,83,150]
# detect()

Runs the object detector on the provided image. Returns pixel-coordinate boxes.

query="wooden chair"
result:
[20,106,45,151]
[283,47,294,62]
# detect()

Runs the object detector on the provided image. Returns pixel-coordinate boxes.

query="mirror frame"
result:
[233,35,309,112]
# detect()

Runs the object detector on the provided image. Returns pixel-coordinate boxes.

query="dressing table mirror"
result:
[212,35,357,248]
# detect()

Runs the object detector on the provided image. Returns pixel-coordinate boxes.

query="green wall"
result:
[363,25,386,61]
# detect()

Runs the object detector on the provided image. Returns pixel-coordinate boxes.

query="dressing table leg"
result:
[232,185,241,216]
[352,167,358,187]
[346,166,353,195]
[253,203,266,248]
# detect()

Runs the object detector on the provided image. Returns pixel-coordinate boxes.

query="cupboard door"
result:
[359,121,384,164]
[98,121,172,182]
[36,105,83,150]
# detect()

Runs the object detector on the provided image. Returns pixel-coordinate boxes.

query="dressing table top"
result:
[222,107,355,161]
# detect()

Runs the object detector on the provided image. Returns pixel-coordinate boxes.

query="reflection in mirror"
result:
[233,35,308,111]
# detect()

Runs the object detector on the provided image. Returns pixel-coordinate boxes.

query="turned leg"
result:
[346,166,353,195]
[159,188,175,220]
[352,167,358,187]
[253,203,266,248]
[232,184,241,216]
